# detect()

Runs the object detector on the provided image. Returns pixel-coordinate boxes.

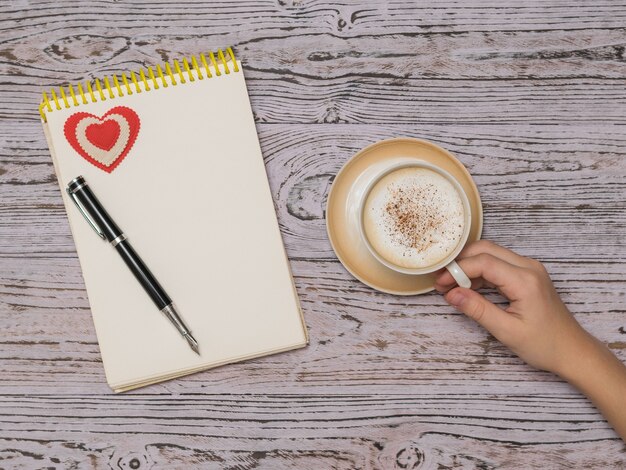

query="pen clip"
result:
[66,188,106,240]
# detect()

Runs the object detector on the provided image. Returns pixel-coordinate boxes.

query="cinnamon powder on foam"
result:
[383,183,460,255]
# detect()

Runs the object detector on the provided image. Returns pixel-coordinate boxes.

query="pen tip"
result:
[185,333,200,355]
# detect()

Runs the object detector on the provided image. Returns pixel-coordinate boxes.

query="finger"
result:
[459,240,534,269]
[445,287,516,341]
[434,267,495,292]
[435,275,489,293]
[435,240,529,290]
[436,253,525,300]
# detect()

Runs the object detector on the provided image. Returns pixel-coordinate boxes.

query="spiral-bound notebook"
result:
[39,48,308,392]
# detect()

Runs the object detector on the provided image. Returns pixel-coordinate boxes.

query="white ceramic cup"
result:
[357,160,472,288]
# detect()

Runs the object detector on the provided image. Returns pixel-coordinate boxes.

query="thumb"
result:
[444,287,513,340]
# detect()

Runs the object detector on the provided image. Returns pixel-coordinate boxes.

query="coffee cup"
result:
[357,160,472,288]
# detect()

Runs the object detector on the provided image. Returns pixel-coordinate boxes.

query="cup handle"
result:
[445,260,472,289]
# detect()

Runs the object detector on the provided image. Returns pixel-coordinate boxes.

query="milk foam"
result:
[363,167,465,269]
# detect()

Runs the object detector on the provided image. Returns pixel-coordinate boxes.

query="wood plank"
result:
[0,394,623,469]
[2,4,626,125]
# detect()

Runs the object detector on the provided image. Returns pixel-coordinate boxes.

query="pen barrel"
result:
[73,184,123,241]
[114,240,172,309]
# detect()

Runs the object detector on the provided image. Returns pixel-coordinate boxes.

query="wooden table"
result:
[1,1,625,468]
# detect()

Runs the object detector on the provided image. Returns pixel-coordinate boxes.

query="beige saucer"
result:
[326,138,483,295]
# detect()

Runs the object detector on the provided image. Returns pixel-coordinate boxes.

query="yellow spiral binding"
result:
[95,79,106,101]
[200,54,212,78]
[86,81,96,103]
[191,56,203,80]
[59,87,70,108]
[164,63,177,85]
[103,77,114,99]
[130,71,141,94]
[39,92,52,119]
[77,83,87,105]
[227,47,239,72]
[208,52,221,76]
[173,60,186,84]
[217,49,229,74]
[182,58,194,82]
[50,90,60,110]
[39,47,239,122]
[156,65,168,88]
[121,74,132,95]
[113,75,123,96]
[68,85,79,106]
[139,69,150,91]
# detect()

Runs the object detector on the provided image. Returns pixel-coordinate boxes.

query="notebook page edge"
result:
[111,339,308,392]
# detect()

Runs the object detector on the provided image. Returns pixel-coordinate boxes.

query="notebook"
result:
[39,48,308,392]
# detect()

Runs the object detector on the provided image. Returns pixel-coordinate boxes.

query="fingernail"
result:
[446,290,465,307]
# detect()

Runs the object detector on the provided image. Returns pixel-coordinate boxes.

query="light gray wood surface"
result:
[1,1,626,468]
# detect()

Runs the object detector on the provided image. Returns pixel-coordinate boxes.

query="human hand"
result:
[434,240,592,375]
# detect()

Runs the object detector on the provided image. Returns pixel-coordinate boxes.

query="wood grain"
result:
[1,0,626,468]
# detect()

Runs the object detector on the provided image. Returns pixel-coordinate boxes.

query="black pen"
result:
[66,175,200,354]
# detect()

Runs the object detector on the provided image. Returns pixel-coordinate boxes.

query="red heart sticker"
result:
[64,106,140,173]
